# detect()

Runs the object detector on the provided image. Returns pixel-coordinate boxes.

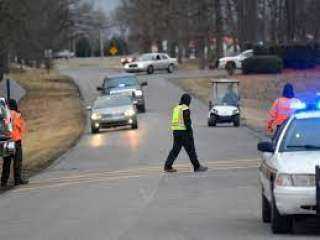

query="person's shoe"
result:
[15,178,29,186]
[164,166,177,173]
[194,165,208,172]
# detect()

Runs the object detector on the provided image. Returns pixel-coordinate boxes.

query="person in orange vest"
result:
[266,83,300,138]
[1,99,28,187]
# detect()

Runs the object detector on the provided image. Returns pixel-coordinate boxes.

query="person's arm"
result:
[266,99,278,133]
[183,109,192,132]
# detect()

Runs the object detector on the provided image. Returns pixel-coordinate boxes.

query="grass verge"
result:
[6,68,85,176]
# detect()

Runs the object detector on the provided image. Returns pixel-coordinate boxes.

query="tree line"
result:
[0,0,109,73]
[114,0,320,68]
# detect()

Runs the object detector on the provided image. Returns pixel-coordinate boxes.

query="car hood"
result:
[109,87,137,95]
[277,151,320,174]
[93,105,132,115]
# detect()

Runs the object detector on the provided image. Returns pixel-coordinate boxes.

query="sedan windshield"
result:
[104,77,138,89]
[94,96,132,109]
[281,118,320,152]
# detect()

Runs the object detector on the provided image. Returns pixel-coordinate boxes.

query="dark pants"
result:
[1,141,23,184]
[165,131,200,170]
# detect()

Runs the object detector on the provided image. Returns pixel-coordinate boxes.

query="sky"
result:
[87,0,120,13]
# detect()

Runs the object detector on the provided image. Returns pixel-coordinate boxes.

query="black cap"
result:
[179,93,192,106]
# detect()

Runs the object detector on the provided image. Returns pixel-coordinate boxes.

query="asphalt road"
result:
[0,65,319,239]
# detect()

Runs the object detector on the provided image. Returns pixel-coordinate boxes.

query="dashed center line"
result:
[13,159,260,193]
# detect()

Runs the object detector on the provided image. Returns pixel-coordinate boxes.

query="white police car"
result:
[258,108,320,233]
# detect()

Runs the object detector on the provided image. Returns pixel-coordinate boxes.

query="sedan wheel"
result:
[147,65,154,74]
[167,64,174,73]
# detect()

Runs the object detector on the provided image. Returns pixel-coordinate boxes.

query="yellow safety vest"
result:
[171,104,189,131]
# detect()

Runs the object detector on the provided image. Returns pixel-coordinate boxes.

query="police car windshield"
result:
[281,118,320,152]
[94,97,132,109]
[105,77,138,89]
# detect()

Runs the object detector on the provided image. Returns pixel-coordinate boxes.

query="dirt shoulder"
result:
[6,67,85,176]
[169,67,320,134]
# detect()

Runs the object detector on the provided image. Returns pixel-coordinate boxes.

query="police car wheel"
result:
[271,197,292,234]
[262,194,271,223]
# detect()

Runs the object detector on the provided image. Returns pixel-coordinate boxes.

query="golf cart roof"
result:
[210,79,239,84]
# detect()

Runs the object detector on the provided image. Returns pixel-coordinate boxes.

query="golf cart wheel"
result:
[271,197,292,234]
[167,64,175,73]
[226,62,236,76]
[147,65,154,74]
[208,115,217,127]
[233,115,240,127]
[138,104,146,113]
[91,126,99,134]
[262,194,271,223]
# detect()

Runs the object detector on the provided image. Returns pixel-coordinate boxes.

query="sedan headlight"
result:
[91,112,102,120]
[275,174,315,187]
[125,109,136,117]
[134,90,143,97]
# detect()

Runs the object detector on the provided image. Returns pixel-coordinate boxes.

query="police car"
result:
[258,105,320,233]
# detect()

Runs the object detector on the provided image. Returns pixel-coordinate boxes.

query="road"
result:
[0,65,318,239]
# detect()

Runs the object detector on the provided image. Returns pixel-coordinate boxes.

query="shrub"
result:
[242,55,283,74]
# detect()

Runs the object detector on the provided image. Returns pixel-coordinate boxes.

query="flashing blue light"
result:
[316,101,320,110]
[291,101,307,110]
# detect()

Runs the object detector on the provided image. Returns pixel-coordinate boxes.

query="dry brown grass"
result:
[55,57,123,70]
[7,68,85,174]
[172,67,320,131]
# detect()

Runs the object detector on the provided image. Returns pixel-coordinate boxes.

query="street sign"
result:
[109,46,118,56]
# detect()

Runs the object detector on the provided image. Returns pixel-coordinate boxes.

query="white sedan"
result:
[124,53,177,74]
[258,110,320,234]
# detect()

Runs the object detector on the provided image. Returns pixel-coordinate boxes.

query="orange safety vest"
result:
[266,97,298,133]
[10,110,26,141]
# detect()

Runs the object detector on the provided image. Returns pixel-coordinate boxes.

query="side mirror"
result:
[209,101,213,110]
[257,142,274,153]
[97,86,104,92]
[86,106,92,111]
[141,81,148,87]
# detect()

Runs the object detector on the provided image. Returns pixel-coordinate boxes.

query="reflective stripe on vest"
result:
[171,104,189,131]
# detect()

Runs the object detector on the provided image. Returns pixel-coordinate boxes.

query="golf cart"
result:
[208,79,241,127]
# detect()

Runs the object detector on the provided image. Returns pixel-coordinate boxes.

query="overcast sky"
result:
[87,0,120,13]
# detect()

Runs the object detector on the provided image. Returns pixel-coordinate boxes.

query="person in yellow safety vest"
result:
[164,94,208,173]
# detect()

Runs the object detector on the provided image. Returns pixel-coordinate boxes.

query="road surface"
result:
[0,65,318,239]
